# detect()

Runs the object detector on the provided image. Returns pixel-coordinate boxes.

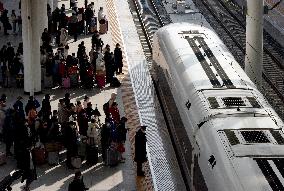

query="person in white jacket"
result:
[98,7,105,22]
[87,118,100,145]
[60,28,68,46]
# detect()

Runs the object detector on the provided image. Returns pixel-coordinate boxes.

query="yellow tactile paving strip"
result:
[105,0,154,190]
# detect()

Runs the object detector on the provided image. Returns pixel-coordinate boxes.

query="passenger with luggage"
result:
[63,121,78,169]
[69,13,78,42]
[40,94,52,122]
[109,102,120,125]
[91,32,104,50]
[116,117,128,161]
[103,93,117,118]
[97,7,108,34]
[100,122,111,163]
[25,96,40,116]
[95,51,106,88]
[19,148,37,191]
[87,118,100,146]
[135,126,148,176]
[60,28,68,46]
[77,109,88,136]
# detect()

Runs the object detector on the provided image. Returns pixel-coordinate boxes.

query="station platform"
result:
[0,0,137,190]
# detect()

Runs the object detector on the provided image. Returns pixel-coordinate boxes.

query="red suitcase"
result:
[96,75,105,88]
[33,148,46,165]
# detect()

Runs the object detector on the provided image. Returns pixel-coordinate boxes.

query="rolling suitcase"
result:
[48,152,59,165]
[44,75,53,88]
[78,141,87,159]
[62,77,70,88]
[0,152,6,165]
[96,74,105,88]
[99,20,108,34]
[33,148,46,165]
[106,146,119,166]
[86,145,98,165]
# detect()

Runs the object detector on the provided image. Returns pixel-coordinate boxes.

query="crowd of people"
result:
[0,92,129,190]
[0,8,22,36]
[0,1,148,190]
[0,1,123,89]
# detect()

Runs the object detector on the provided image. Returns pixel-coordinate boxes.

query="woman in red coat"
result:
[108,102,120,124]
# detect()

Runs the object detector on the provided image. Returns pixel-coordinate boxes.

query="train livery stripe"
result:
[185,36,221,88]
[272,159,284,179]
[255,159,284,191]
[195,37,235,88]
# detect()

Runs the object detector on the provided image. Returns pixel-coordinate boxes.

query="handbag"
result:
[117,143,125,153]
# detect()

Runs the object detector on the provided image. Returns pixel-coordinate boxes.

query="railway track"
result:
[193,0,284,120]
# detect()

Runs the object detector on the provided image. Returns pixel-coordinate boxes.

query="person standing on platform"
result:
[135,125,147,176]
[17,14,22,35]
[60,28,68,46]
[114,43,123,75]
[11,10,17,34]
[70,13,78,42]
[0,9,10,35]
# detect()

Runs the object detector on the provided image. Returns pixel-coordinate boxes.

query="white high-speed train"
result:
[153,23,284,191]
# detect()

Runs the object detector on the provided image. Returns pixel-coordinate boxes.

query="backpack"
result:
[103,102,109,114]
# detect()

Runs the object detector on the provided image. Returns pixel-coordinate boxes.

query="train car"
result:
[153,22,284,191]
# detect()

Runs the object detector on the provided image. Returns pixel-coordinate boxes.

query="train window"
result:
[224,130,240,145]
[270,130,284,145]
[241,131,270,143]
[222,97,245,107]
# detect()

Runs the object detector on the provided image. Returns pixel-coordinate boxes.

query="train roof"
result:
[154,23,284,190]
[155,22,256,92]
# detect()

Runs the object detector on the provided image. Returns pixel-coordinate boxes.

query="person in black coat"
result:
[134,126,147,176]
[68,171,89,191]
[41,94,52,121]
[114,43,123,74]
[100,122,111,163]
[63,122,78,169]
[0,10,10,35]
[25,96,40,116]
[117,117,128,143]
[13,96,25,119]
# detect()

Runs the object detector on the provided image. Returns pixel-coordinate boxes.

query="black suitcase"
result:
[86,145,98,165]
[110,77,121,87]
